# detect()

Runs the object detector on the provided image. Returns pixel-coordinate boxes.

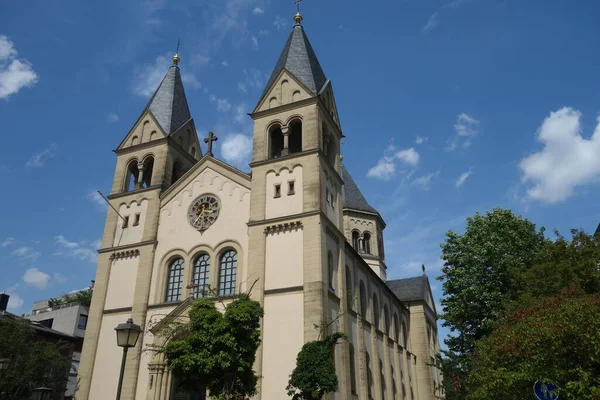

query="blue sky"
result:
[2,0,600,346]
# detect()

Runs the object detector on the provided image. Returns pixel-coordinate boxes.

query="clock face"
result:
[188,195,220,231]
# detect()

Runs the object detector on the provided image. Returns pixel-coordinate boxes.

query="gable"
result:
[318,81,341,129]
[117,110,167,150]
[169,119,202,159]
[254,70,314,113]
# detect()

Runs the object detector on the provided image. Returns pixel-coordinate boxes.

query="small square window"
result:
[122,216,129,228]
[288,181,295,195]
[78,314,88,330]
[274,184,281,198]
[133,213,141,226]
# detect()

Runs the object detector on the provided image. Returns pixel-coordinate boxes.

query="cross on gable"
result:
[204,131,218,157]
[295,0,303,13]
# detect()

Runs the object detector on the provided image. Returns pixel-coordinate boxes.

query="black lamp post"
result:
[31,387,53,400]
[114,318,142,400]
[0,358,9,379]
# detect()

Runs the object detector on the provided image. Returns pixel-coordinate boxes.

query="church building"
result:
[78,10,443,400]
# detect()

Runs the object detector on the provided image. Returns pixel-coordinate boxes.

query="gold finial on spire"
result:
[294,0,303,24]
[172,39,181,65]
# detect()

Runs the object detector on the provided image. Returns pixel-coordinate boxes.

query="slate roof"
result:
[342,166,378,214]
[386,276,428,302]
[144,64,192,135]
[258,21,328,107]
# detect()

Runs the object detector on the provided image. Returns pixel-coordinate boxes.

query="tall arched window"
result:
[373,294,380,329]
[393,314,400,343]
[192,254,210,299]
[345,266,353,309]
[218,250,237,296]
[289,119,302,154]
[165,258,184,302]
[352,231,360,251]
[363,232,372,254]
[360,281,367,317]
[366,352,373,399]
[349,343,357,394]
[269,125,284,158]
[172,161,183,184]
[125,160,139,192]
[384,304,390,336]
[380,358,386,400]
[328,251,334,290]
[141,156,154,188]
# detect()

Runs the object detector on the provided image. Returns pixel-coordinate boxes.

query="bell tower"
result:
[78,53,202,400]
[245,11,350,399]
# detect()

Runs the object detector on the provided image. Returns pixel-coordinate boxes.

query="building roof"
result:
[0,312,78,342]
[143,63,192,135]
[342,166,378,214]
[386,276,428,302]
[258,21,328,107]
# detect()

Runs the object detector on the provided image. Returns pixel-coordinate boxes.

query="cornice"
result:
[249,148,320,168]
[107,185,161,200]
[251,88,318,118]
[114,137,168,155]
[247,210,320,227]
[97,239,157,255]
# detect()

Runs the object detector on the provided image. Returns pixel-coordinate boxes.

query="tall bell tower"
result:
[245,11,350,399]
[78,54,202,400]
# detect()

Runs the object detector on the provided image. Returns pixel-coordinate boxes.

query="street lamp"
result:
[31,387,53,400]
[114,318,142,400]
[0,358,9,379]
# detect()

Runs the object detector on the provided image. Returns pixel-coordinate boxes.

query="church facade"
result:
[77,12,443,400]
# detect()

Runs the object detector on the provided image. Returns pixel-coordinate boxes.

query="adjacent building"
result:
[78,10,443,400]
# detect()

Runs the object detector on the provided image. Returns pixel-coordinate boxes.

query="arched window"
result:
[141,156,154,188]
[345,266,352,309]
[289,119,302,154]
[269,125,284,158]
[125,160,139,192]
[363,232,372,254]
[380,358,386,400]
[393,314,400,343]
[192,254,210,299]
[366,352,373,399]
[384,304,390,336]
[352,231,360,251]
[218,250,237,296]
[349,343,357,394]
[190,147,196,157]
[402,323,409,349]
[373,294,380,329]
[165,258,184,302]
[172,161,183,185]
[328,251,334,290]
[360,281,367,317]
[131,136,139,146]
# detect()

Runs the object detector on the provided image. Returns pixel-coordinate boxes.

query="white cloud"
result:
[258,29,269,36]
[416,135,428,144]
[233,104,247,125]
[221,60,229,67]
[243,68,266,89]
[7,293,23,311]
[54,235,97,263]
[413,170,440,189]
[273,16,288,30]
[221,134,252,166]
[133,54,201,97]
[252,7,264,15]
[447,113,479,151]
[26,144,57,168]
[87,190,107,209]
[107,112,119,123]
[53,273,68,283]
[367,158,396,181]
[238,82,247,93]
[520,107,600,203]
[192,54,211,66]
[251,36,259,50]
[456,169,473,188]
[0,35,38,100]
[367,146,420,180]
[23,268,50,289]
[423,13,439,33]
[209,95,232,112]
[1,237,15,247]
[11,246,40,261]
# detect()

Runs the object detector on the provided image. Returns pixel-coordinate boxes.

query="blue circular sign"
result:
[534,381,559,400]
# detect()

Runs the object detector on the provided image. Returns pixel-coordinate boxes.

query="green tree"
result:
[286,332,347,400]
[48,288,93,308]
[0,317,73,400]
[162,293,263,400]
[468,287,600,400]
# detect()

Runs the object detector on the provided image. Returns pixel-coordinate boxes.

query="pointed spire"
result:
[256,8,327,108]
[143,51,191,135]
